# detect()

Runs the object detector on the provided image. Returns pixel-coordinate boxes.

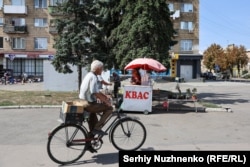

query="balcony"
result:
[174,29,179,36]
[49,26,58,34]
[3,5,28,15]
[48,6,64,15]
[3,25,28,34]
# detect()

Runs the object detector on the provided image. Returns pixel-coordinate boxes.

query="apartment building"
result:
[0,0,202,82]
[168,0,202,81]
[0,0,57,79]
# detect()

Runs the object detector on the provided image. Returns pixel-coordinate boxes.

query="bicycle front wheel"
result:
[110,118,146,151]
[47,124,88,165]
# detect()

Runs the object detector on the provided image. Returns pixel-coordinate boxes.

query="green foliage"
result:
[242,70,248,75]
[52,0,177,89]
[51,0,105,90]
[192,88,197,96]
[102,0,177,69]
[199,100,221,108]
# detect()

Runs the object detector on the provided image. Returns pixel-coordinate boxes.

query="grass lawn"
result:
[0,90,79,106]
[0,89,220,109]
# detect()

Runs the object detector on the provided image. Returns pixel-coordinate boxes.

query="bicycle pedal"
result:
[86,146,97,153]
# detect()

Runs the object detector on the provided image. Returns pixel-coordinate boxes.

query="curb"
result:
[0,105,232,113]
[0,105,61,109]
[205,107,232,112]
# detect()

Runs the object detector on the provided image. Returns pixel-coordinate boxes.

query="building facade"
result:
[0,0,202,83]
[168,0,202,81]
[0,0,57,80]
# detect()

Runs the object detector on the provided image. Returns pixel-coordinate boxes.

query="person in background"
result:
[3,72,9,85]
[79,60,113,153]
[8,75,15,84]
[141,70,152,86]
[97,75,112,91]
[22,72,28,84]
[130,68,141,85]
[112,72,121,98]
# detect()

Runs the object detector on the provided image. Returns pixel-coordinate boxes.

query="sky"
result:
[199,0,250,52]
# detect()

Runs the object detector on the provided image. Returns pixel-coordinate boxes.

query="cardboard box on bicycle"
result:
[61,100,86,124]
[62,100,87,113]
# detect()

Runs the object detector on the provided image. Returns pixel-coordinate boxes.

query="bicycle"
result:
[46,101,147,165]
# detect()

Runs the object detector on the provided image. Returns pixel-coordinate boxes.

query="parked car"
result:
[200,72,216,80]
[221,71,230,80]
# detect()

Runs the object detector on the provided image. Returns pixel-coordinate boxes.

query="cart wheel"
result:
[144,110,149,115]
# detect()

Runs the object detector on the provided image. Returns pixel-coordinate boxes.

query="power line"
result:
[200,0,250,48]
[201,0,250,35]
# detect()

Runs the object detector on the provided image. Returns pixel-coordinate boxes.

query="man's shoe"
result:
[92,129,108,136]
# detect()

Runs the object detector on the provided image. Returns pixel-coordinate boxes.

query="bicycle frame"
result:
[66,128,85,147]
[100,97,132,137]
[67,107,140,145]
[47,100,146,164]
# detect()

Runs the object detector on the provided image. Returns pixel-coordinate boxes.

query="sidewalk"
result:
[1,80,249,112]
[120,79,248,112]
[0,82,44,91]
[1,80,250,167]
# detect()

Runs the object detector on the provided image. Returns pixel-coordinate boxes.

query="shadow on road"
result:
[61,152,118,166]
[198,92,249,105]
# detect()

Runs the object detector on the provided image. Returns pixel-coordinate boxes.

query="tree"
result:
[52,0,177,90]
[52,0,102,90]
[224,45,248,77]
[95,0,123,69]
[203,43,249,77]
[236,45,249,76]
[203,44,224,72]
[105,0,177,69]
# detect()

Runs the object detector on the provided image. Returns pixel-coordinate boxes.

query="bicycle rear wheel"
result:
[110,118,146,151]
[47,124,87,165]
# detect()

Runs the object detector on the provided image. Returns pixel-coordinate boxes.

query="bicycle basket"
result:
[60,101,85,124]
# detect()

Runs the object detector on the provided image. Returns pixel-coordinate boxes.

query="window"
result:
[0,18,3,26]
[34,0,47,8]
[34,18,47,27]
[12,0,25,5]
[180,3,193,12]
[6,58,43,77]
[11,18,25,26]
[12,38,26,49]
[0,0,3,8]
[168,3,174,12]
[35,38,47,49]
[35,59,43,74]
[0,37,3,48]
[180,21,193,30]
[180,40,193,51]
[24,59,43,76]
[50,0,67,6]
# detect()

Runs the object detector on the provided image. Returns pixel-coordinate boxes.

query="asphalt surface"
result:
[0,80,250,167]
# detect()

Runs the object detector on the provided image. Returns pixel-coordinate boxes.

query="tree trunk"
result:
[77,65,82,92]
[237,64,241,77]
[229,68,233,78]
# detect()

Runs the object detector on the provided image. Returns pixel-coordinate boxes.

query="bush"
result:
[242,73,250,79]
[242,70,248,75]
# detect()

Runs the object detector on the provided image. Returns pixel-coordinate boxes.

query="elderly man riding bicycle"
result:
[78,60,113,151]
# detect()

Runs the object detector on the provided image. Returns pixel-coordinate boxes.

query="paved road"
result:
[0,81,250,166]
